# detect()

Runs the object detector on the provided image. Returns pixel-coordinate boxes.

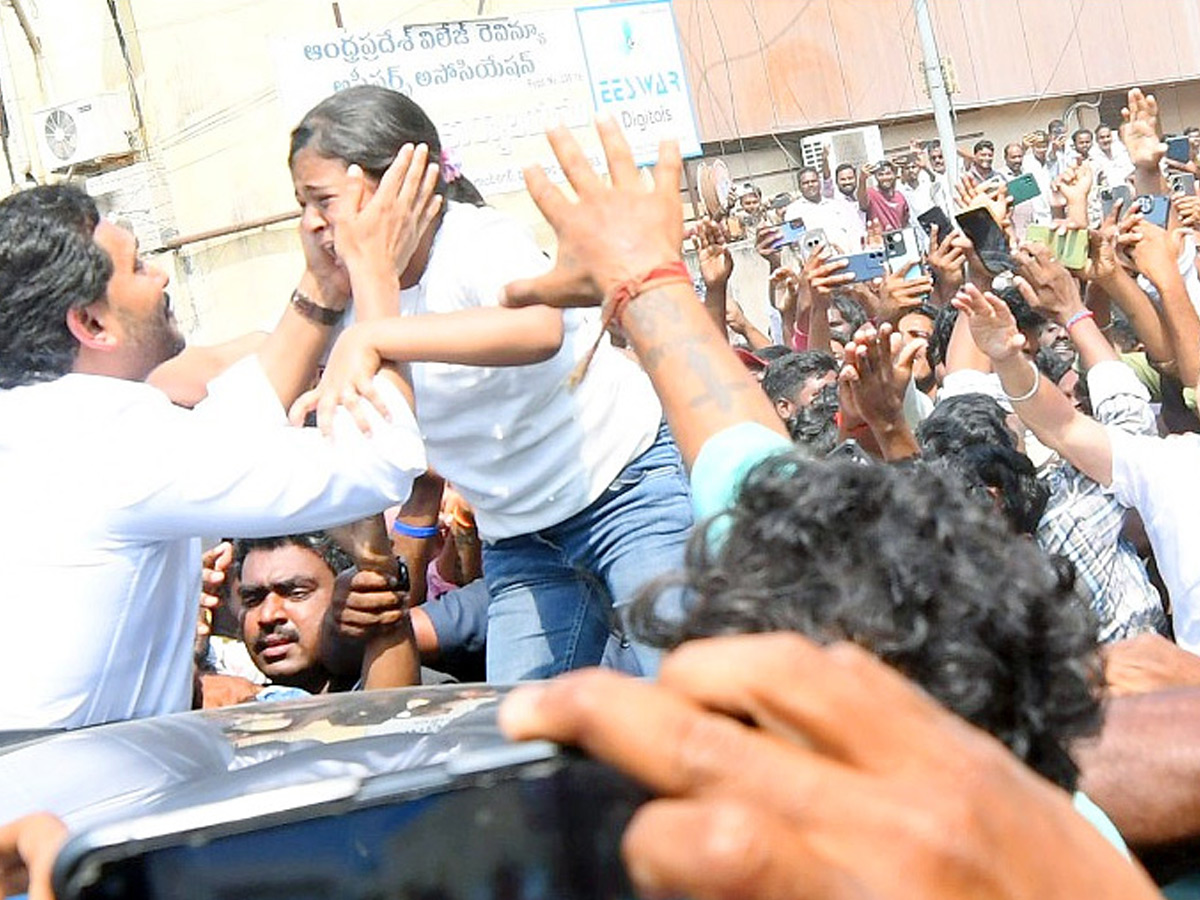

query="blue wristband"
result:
[392,520,438,539]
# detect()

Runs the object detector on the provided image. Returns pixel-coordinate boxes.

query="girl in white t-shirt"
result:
[288,86,692,681]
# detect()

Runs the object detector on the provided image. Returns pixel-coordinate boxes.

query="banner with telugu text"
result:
[271,1,700,196]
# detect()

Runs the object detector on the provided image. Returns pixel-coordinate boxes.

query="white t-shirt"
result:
[0,359,425,728]
[1107,429,1200,650]
[400,202,662,539]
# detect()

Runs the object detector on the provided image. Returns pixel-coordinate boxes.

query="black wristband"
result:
[290,288,343,326]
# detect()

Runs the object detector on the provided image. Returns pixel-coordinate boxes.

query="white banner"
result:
[575,0,702,165]
[272,3,700,196]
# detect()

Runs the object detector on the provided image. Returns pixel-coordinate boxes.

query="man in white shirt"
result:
[782,166,860,253]
[0,185,427,730]
[1089,124,1135,188]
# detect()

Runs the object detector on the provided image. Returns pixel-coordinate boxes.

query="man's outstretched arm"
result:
[501,119,785,469]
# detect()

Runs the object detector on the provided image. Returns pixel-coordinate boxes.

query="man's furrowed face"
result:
[799,170,822,203]
[93,221,183,375]
[238,544,335,689]
[1004,144,1023,172]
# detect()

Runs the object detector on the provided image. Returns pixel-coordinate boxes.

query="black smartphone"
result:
[917,206,954,240]
[1100,184,1132,219]
[954,206,1011,272]
[53,744,648,900]
[1167,135,1192,163]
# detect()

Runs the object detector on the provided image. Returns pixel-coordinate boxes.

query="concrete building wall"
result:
[0,0,1198,343]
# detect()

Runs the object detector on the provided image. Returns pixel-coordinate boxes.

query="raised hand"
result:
[695,216,733,289]
[725,299,751,336]
[839,322,924,441]
[926,223,966,298]
[196,540,233,662]
[804,250,854,297]
[288,323,388,435]
[875,270,934,321]
[1119,88,1167,171]
[502,119,683,309]
[769,265,804,315]
[329,144,442,289]
[1013,242,1085,324]
[952,283,1027,363]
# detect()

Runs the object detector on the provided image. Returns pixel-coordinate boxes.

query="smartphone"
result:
[1100,184,1133,219]
[1170,172,1197,196]
[1024,224,1088,271]
[778,218,806,246]
[955,206,1010,272]
[798,228,828,261]
[826,438,872,465]
[917,206,955,240]
[882,227,923,277]
[832,248,887,283]
[53,743,648,900]
[1167,135,1192,163]
[1006,173,1041,205]
[1132,194,1170,228]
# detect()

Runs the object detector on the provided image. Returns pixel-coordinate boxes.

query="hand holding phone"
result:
[831,248,888,283]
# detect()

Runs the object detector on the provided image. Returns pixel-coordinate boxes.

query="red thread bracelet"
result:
[567,261,692,388]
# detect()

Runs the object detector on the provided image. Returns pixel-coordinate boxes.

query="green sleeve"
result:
[690,423,793,521]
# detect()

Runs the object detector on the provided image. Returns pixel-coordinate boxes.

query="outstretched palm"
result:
[952,284,1027,363]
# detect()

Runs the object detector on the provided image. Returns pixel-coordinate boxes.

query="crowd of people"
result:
[4,80,1200,898]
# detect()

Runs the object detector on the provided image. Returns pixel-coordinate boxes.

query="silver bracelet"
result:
[1002,360,1041,403]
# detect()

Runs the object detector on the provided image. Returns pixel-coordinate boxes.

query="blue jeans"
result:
[483,423,693,682]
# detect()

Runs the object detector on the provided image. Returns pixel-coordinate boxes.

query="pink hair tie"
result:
[439,148,461,184]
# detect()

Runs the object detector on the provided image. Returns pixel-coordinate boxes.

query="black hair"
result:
[973,139,994,154]
[761,350,837,406]
[995,284,1047,335]
[916,392,1018,455]
[232,532,355,584]
[289,85,485,206]
[1071,128,1093,143]
[829,292,868,344]
[798,165,820,180]
[0,185,112,389]
[926,304,957,370]
[633,454,1101,790]
[1035,346,1074,384]
[834,162,857,179]
[756,344,794,363]
[932,443,1049,536]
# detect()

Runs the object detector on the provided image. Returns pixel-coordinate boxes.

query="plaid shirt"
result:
[1036,361,1168,642]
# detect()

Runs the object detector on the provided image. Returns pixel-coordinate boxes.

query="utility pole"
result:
[913,0,957,185]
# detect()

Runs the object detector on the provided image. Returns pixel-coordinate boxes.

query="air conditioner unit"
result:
[32,93,134,171]
[799,125,884,173]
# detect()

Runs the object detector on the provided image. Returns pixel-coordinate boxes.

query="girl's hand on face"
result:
[330,143,444,284]
[288,323,390,436]
[299,217,352,308]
